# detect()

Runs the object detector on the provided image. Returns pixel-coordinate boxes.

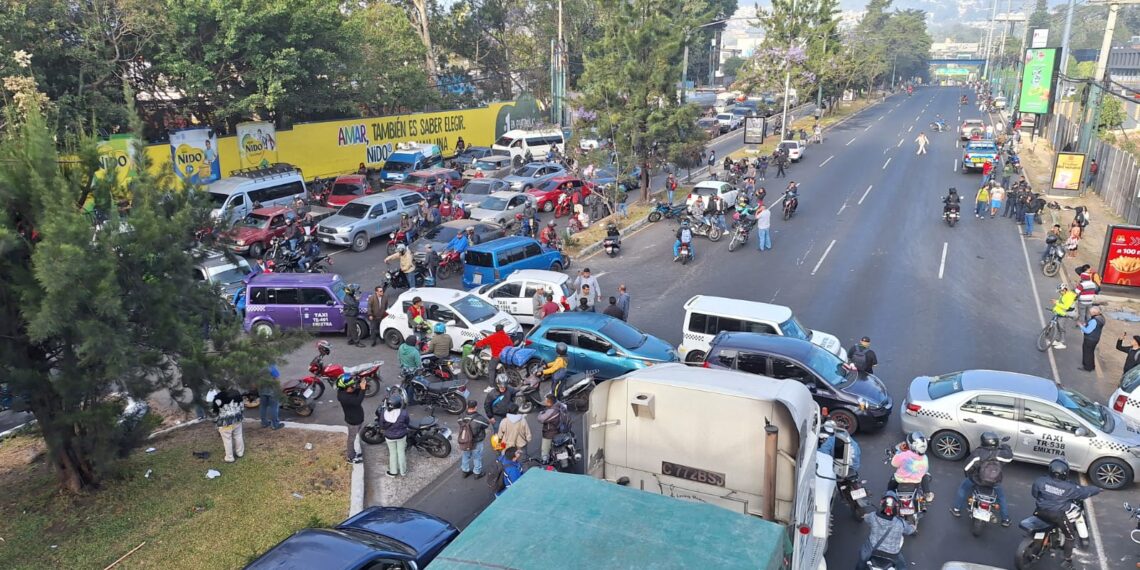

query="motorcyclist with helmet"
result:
[951,431,1013,526]
[383,244,416,288]
[343,283,362,346]
[888,432,933,505]
[934,114,947,131]
[312,339,332,371]
[425,322,453,359]
[297,233,322,271]
[603,222,621,254]
[818,420,861,473]
[484,374,518,429]
[674,218,695,262]
[858,492,916,569]
[378,388,410,477]
[1031,458,1101,569]
[282,211,299,250]
[397,211,418,242]
[542,342,571,397]
[943,187,962,217]
[783,182,800,216]
[540,220,560,247]
[444,227,472,260]
[399,336,421,376]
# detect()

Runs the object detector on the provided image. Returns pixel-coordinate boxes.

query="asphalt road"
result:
[262,89,1137,569]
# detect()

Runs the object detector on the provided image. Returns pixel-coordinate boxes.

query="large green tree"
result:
[738,0,840,100]
[0,68,297,492]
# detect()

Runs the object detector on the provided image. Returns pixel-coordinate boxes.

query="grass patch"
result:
[0,424,350,570]
[728,98,879,160]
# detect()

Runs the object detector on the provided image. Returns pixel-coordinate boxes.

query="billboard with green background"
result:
[1018,48,1060,114]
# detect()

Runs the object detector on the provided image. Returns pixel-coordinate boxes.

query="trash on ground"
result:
[192,451,210,460]
[145,447,157,453]
[144,469,153,478]
[304,443,313,450]
[206,469,221,479]
[292,492,304,499]
[1108,310,1140,322]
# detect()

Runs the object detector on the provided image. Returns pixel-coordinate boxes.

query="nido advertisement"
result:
[169,128,221,184]
[236,121,278,169]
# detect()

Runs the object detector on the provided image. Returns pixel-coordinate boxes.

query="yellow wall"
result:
[139,102,512,182]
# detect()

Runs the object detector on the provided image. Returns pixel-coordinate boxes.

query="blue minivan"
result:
[461,236,569,289]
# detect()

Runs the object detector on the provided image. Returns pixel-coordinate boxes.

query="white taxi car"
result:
[473,269,576,326]
[378,288,521,351]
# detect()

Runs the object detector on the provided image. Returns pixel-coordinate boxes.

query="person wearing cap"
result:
[848,336,879,374]
[259,365,284,430]
[1079,306,1106,373]
[574,268,601,309]
[457,399,490,479]
[336,373,368,464]
[1116,334,1140,375]
[384,244,416,287]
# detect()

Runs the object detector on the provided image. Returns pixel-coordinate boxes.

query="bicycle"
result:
[1036,309,1075,352]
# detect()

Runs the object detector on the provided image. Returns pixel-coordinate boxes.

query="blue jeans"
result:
[462,439,485,475]
[976,201,987,217]
[953,479,1010,522]
[757,228,771,250]
[617,201,628,217]
[667,190,675,204]
[713,213,726,231]
[1024,213,1034,235]
[258,392,281,428]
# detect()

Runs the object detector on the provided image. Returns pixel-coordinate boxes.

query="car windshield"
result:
[384,160,414,172]
[479,196,509,210]
[234,213,270,228]
[779,142,798,150]
[807,346,855,387]
[1058,387,1111,430]
[537,179,561,191]
[1123,366,1140,394]
[337,203,370,219]
[423,225,460,242]
[452,295,499,324]
[208,192,229,206]
[967,143,997,151]
[694,187,716,196]
[600,320,647,349]
[717,114,732,120]
[698,119,717,127]
[330,183,361,196]
[474,160,501,170]
[732,108,749,116]
[513,166,540,177]
[494,135,517,147]
[404,175,431,186]
[778,316,810,340]
[207,260,252,285]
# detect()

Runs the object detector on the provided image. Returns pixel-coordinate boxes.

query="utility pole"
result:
[709,36,716,86]
[816,32,828,111]
[1060,0,1077,75]
[1094,1,1125,82]
[780,0,799,140]
[679,18,729,105]
[983,0,999,81]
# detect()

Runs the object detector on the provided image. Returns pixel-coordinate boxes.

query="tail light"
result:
[1114,394,1128,413]
[980,502,991,509]
[702,361,710,368]
[905,402,922,415]
[493,270,500,280]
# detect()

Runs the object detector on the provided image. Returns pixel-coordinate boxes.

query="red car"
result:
[388,168,464,193]
[325,174,375,207]
[525,176,594,212]
[224,206,292,258]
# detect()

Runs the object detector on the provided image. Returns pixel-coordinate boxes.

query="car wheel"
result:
[251,322,275,338]
[1089,457,1134,489]
[351,232,368,252]
[248,242,264,259]
[931,430,969,461]
[383,328,404,350]
[353,318,369,342]
[542,201,554,212]
[828,409,859,434]
[684,350,706,364]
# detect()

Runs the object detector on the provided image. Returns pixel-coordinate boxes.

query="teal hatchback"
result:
[524,312,679,379]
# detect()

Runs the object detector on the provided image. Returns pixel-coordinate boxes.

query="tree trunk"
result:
[29,388,101,492]
[640,160,650,202]
[411,0,437,79]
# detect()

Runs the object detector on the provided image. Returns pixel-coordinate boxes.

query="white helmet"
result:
[396,244,407,253]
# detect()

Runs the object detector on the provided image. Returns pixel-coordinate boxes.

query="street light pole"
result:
[679,18,729,105]
[780,0,799,140]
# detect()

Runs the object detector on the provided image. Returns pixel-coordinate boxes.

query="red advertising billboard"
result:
[1100,225,1140,287]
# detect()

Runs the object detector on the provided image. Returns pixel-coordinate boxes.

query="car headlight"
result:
[236,239,246,246]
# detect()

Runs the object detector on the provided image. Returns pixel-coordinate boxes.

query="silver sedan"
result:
[468,191,534,228]
[901,369,1140,489]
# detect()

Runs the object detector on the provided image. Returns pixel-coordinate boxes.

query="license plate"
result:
[973,508,992,521]
[303,388,314,398]
[972,158,984,164]
[461,389,470,398]
[1033,532,1046,540]
[900,507,915,515]
[473,274,482,284]
[556,451,569,461]
[440,427,452,439]
[850,488,867,500]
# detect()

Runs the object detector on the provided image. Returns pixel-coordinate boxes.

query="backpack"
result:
[680,228,693,242]
[556,402,572,434]
[457,420,473,448]
[976,457,1003,486]
[486,459,506,492]
[850,346,869,371]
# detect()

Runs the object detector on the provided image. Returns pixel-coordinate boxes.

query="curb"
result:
[0,417,35,441]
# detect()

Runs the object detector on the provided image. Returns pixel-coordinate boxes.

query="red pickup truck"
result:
[224,206,292,258]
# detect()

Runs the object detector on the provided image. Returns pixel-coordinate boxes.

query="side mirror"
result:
[326,300,336,306]
[447,320,457,326]
[1001,435,1011,442]
[606,348,617,356]
[1074,427,1090,437]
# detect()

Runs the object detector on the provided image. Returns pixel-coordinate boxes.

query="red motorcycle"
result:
[387,228,411,254]
[437,250,464,280]
[553,193,572,218]
[241,374,321,416]
[310,354,383,398]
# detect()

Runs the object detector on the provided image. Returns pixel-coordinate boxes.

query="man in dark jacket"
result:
[367,284,389,347]
[343,283,362,346]
[1116,334,1140,376]
[337,375,368,464]
[1031,458,1101,568]
[951,431,1013,525]
[603,296,624,319]
[1079,306,1106,372]
[457,399,490,478]
[536,394,567,463]
[484,375,518,429]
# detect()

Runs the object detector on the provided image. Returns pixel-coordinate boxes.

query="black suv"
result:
[704,332,892,434]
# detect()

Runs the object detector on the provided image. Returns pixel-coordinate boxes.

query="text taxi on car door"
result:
[902,369,1140,489]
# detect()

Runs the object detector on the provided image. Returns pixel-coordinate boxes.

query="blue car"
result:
[462,236,568,289]
[245,506,458,569]
[524,312,679,379]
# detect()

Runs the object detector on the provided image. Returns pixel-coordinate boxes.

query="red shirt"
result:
[541,301,560,317]
[982,162,993,176]
[475,330,513,357]
[408,304,425,321]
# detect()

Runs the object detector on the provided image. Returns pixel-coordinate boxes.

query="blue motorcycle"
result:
[647,200,688,223]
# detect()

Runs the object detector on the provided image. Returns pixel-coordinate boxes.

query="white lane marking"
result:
[956,140,959,149]
[836,200,848,215]
[770,288,780,302]
[811,239,837,276]
[864,125,872,132]
[1078,474,1112,570]
[846,137,856,146]
[938,242,948,279]
[878,115,884,121]
[858,185,873,205]
[897,138,904,148]
[819,155,834,167]
[907,125,913,133]
[882,157,891,170]
[914,114,920,121]
[953,159,958,172]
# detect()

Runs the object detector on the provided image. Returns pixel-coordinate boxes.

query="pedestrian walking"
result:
[755,205,772,251]
[603,296,624,319]
[974,185,990,219]
[1117,334,1140,376]
[495,403,531,452]
[259,365,284,430]
[367,284,389,347]
[1075,265,1100,323]
[666,173,678,204]
[423,245,440,286]
[343,283,362,346]
[616,284,630,321]
[574,268,602,308]
[1079,307,1106,372]
[211,388,245,463]
[337,374,368,464]
[379,390,410,477]
[709,194,727,231]
[707,150,716,174]
[1000,171,1012,192]
[1024,194,1043,236]
[1004,185,1019,218]
[989,184,1004,218]
[848,336,879,374]
[775,156,787,178]
[1086,159,1098,190]
[981,160,994,185]
[457,399,490,479]
[536,395,568,463]
[758,156,768,180]
[532,287,547,322]
[915,132,929,155]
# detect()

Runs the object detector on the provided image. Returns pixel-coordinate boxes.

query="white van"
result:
[679,295,846,363]
[206,164,307,222]
[493,129,566,166]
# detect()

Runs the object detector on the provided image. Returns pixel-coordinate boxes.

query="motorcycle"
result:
[727,213,755,252]
[553,194,572,218]
[837,470,872,522]
[547,430,583,472]
[436,249,465,281]
[317,359,383,398]
[242,375,318,416]
[943,203,961,227]
[961,96,969,106]
[386,229,412,254]
[1124,502,1140,545]
[677,241,694,265]
[862,554,899,570]
[421,352,461,382]
[603,235,621,257]
[385,263,428,289]
[929,121,948,132]
[647,200,688,223]
[1042,235,1064,277]
[400,368,468,414]
[783,191,799,221]
[516,369,597,414]
[966,485,1003,537]
[360,401,452,458]
[894,482,927,532]
[681,215,723,241]
[1006,152,1022,174]
[1015,501,1090,570]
